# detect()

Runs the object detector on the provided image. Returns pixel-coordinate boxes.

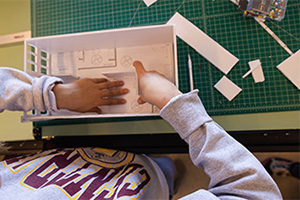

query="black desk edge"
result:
[1,129,299,155]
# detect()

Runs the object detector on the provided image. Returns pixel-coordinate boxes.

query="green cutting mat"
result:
[31,0,300,116]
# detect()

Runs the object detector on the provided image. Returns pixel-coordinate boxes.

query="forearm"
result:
[160,90,282,199]
[0,67,62,112]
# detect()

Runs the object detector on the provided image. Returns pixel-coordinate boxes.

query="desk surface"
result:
[32,0,300,116]
[31,0,300,134]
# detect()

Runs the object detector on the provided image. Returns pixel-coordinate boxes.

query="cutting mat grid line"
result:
[31,0,300,116]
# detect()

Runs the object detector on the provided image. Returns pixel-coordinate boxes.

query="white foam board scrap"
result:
[214,76,242,101]
[143,0,157,7]
[243,59,265,83]
[277,49,300,90]
[230,0,239,5]
[167,12,239,74]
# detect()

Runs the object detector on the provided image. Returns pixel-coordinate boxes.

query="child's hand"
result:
[52,78,129,113]
[133,61,182,109]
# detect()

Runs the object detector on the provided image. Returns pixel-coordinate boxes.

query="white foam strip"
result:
[167,12,239,74]
[242,61,260,78]
[143,0,157,7]
[214,76,242,101]
[255,18,293,56]
[277,49,300,90]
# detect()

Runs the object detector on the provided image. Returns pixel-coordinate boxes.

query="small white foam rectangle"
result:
[143,0,157,7]
[248,59,265,83]
[167,12,239,74]
[277,49,300,90]
[214,76,242,101]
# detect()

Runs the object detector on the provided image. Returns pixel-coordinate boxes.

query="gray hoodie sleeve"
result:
[0,67,62,113]
[160,90,282,200]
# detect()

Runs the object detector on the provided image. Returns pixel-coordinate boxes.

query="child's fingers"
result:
[101,88,129,97]
[92,78,108,83]
[100,98,127,105]
[98,81,124,90]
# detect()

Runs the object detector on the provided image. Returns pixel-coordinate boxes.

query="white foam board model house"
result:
[23,25,178,122]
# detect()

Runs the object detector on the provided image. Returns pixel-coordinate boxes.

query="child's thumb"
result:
[133,61,146,77]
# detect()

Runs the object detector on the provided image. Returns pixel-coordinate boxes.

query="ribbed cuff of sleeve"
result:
[32,76,63,112]
[160,90,212,140]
